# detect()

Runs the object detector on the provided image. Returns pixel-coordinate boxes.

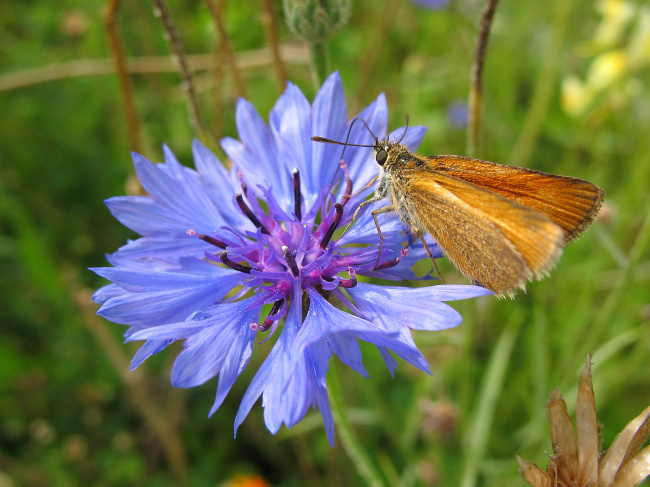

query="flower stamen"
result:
[259,298,286,332]
[339,160,353,206]
[375,247,409,270]
[292,168,302,221]
[236,193,270,234]
[320,203,344,249]
[283,246,300,276]
[220,251,256,274]
[187,230,227,249]
[237,170,249,198]
[338,267,357,288]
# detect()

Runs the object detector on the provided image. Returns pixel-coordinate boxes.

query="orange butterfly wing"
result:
[394,168,565,298]
[427,155,604,245]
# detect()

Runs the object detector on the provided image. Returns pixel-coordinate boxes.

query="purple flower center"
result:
[189,167,407,332]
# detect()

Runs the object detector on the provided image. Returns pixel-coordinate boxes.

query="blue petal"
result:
[348,282,491,331]
[127,320,209,340]
[105,196,192,236]
[293,290,375,372]
[107,236,210,264]
[235,99,293,205]
[309,289,432,372]
[377,345,400,376]
[192,139,229,189]
[210,315,258,413]
[130,339,172,370]
[162,145,226,222]
[344,93,389,185]
[234,311,334,444]
[303,339,335,445]
[131,298,258,391]
[192,140,249,230]
[310,72,348,202]
[171,311,256,389]
[92,264,236,292]
[91,283,126,304]
[269,83,313,204]
[234,312,299,430]
[321,330,368,378]
[132,153,222,231]
[93,268,247,326]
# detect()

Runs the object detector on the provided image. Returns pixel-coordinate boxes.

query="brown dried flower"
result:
[518,355,650,487]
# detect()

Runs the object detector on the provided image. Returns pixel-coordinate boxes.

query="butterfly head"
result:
[372,140,413,171]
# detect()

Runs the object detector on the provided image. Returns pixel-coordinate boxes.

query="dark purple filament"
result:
[236,193,269,234]
[292,169,302,221]
[320,203,343,249]
[283,246,300,276]
[220,251,255,274]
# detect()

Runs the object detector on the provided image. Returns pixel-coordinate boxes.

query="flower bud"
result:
[283,0,350,43]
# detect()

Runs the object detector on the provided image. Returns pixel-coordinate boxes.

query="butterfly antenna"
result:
[338,118,360,160]
[311,137,375,148]
[323,119,361,194]
[357,118,378,143]
[312,118,379,147]
[397,114,409,144]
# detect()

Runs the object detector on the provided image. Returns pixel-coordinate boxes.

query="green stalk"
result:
[329,366,386,487]
[308,40,330,90]
[459,311,524,487]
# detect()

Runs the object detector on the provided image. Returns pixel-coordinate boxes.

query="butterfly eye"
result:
[376,149,388,166]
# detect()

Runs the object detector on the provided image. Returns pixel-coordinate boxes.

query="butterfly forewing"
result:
[397,168,565,298]
[428,155,604,244]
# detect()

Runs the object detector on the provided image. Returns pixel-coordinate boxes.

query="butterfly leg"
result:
[411,228,446,283]
[371,205,396,270]
[336,190,384,241]
[349,175,378,199]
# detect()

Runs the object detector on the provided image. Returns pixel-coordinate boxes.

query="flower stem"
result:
[467,0,500,158]
[260,0,287,90]
[104,0,142,154]
[308,40,329,90]
[205,0,246,98]
[459,310,523,487]
[152,0,208,141]
[329,366,386,487]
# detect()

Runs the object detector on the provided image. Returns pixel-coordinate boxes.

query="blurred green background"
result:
[1,0,649,485]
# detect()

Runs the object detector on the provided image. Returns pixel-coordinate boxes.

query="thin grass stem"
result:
[467,0,499,158]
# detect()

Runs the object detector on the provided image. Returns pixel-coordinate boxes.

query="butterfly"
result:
[312,132,604,298]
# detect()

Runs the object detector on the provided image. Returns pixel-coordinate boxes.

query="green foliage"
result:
[1,0,648,485]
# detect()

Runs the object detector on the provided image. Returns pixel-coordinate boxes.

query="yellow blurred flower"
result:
[587,50,628,90]
[561,1,649,118]
[517,355,650,487]
[561,75,589,116]
[627,8,650,69]
[592,0,635,50]
[561,50,629,116]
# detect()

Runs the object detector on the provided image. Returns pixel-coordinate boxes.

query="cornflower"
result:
[91,72,491,445]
